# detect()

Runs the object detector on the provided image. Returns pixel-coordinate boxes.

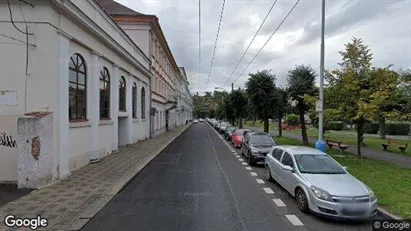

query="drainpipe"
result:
[149,81,153,139]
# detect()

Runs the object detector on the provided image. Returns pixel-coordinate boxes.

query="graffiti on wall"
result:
[0,132,17,148]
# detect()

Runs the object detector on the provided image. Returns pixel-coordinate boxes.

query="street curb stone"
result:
[67,123,192,231]
[377,207,403,220]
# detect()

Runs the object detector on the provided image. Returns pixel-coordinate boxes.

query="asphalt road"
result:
[83,122,377,231]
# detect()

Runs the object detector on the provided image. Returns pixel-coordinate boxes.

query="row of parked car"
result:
[204,118,378,221]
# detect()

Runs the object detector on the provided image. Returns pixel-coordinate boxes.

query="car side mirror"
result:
[282,165,294,172]
[343,166,348,171]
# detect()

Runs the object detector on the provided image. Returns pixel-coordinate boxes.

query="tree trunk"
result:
[356,119,365,158]
[239,117,243,128]
[298,106,309,145]
[379,116,386,139]
[278,115,283,137]
[263,117,269,133]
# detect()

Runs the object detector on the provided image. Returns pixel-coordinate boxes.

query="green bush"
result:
[364,123,379,134]
[385,123,410,135]
[328,121,345,131]
[286,114,299,126]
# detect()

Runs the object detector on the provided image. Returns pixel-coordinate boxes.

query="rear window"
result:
[235,129,249,135]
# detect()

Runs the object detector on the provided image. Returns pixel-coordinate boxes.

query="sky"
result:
[117,0,411,95]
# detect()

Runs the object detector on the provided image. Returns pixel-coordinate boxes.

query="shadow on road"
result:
[0,184,32,207]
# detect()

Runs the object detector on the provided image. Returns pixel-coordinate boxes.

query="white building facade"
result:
[176,67,193,126]
[97,0,191,137]
[0,0,151,187]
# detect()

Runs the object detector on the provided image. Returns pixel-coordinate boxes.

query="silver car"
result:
[264,145,377,220]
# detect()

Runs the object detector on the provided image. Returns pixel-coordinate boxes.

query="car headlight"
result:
[367,186,377,202]
[310,186,333,202]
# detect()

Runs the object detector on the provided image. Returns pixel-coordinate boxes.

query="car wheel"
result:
[295,188,309,213]
[265,165,273,182]
[247,151,254,166]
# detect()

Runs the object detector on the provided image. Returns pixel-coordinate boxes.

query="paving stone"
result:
[0,124,190,230]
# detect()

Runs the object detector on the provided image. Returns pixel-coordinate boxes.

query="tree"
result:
[230,88,248,128]
[245,70,277,133]
[325,37,373,158]
[368,66,401,139]
[287,65,317,145]
[274,88,289,137]
[222,94,235,124]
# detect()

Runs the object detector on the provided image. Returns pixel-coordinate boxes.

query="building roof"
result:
[94,0,145,16]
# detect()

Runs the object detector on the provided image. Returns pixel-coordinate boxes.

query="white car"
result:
[193,119,198,123]
[264,145,377,220]
[199,119,204,122]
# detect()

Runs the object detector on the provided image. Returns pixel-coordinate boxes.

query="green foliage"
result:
[245,70,277,120]
[385,123,410,135]
[363,123,379,134]
[230,88,248,119]
[327,121,345,131]
[286,114,299,125]
[287,65,317,112]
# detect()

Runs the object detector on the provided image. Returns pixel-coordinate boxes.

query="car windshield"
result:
[249,134,274,145]
[294,155,346,174]
[221,122,229,126]
[235,129,248,135]
[228,127,237,132]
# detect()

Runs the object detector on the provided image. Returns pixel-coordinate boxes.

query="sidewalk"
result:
[248,126,411,169]
[0,124,191,231]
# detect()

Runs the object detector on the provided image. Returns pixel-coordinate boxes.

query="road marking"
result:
[256,179,265,184]
[241,162,248,166]
[263,188,274,194]
[235,155,240,157]
[245,167,252,170]
[273,199,286,207]
[250,172,257,176]
[285,215,303,226]
[231,151,237,153]
[238,158,243,161]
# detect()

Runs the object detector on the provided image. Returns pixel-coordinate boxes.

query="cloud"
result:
[118,0,411,94]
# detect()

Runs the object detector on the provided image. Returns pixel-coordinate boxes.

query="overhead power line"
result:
[232,0,301,86]
[205,0,226,91]
[223,0,279,87]
[198,0,201,90]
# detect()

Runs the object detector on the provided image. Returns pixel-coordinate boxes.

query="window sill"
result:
[69,121,91,128]
[99,120,113,126]
[118,111,129,118]
[141,118,146,122]
[133,118,138,123]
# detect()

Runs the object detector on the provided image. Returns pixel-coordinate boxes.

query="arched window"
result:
[119,76,126,111]
[69,53,87,120]
[141,87,146,119]
[132,82,137,118]
[100,67,110,119]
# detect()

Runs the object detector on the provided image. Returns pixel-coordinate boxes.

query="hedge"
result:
[364,123,379,134]
[385,123,410,135]
[286,114,299,126]
[327,121,345,131]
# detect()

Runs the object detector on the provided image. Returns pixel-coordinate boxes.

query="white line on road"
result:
[245,167,252,170]
[285,215,303,226]
[241,162,248,166]
[273,199,286,207]
[235,155,240,157]
[263,188,274,194]
[238,158,244,161]
[250,172,258,176]
[256,179,265,184]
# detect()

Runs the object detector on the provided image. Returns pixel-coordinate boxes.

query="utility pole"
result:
[231,83,234,92]
[315,0,326,152]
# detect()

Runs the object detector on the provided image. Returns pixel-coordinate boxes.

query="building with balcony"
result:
[0,0,151,188]
[96,0,186,137]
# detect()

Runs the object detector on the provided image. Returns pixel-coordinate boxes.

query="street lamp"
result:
[315,0,326,152]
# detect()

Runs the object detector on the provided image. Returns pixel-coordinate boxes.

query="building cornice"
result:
[52,0,152,79]
[111,15,180,75]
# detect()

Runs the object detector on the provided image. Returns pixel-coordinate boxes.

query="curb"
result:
[377,207,403,220]
[67,124,192,231]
